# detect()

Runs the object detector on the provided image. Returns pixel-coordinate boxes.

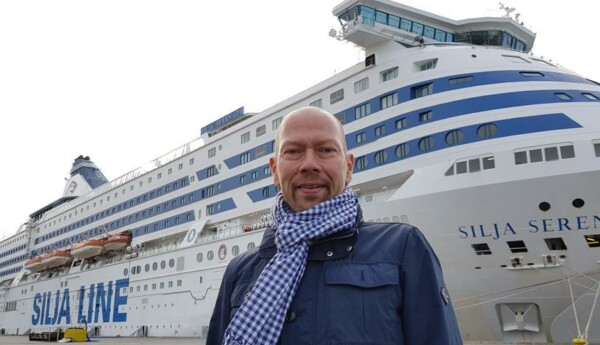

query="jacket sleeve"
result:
[206,264,234,345]
[400,227,463,345]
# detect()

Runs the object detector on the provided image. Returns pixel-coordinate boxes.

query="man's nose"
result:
[299,150,321,173]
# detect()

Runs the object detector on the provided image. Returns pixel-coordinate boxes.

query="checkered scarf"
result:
[223,187,358,345]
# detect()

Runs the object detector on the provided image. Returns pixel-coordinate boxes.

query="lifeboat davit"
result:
[71,239,106,259]
[104,233,131,251]
[24,256,45,272]
[41,250,72,269]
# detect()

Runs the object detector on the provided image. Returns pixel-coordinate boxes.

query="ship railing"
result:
[41,138,204,222]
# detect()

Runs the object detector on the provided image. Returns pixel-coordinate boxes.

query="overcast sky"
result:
[1,0,599,240]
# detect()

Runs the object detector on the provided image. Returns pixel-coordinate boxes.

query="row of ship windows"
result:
[39,178,191,242]
[0,254,27,269]
[0,244,26,259]
[0,235,27,249]
[473,235,600,257]
[0,265,22,278]
[40,158,197,231]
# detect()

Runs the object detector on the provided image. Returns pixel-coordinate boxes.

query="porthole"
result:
[232,245,240,256]
[196,253,203,263]
[207,251,214,261]
[248,242,256,251]
[477,123,497,138]
[445,130,464,145]
[539,202,551,212]
[169,258,175,268]
[374,150,388,165]
[160,260,166,269]
[145,264,150,272]
[152,262,158,271]
[418,136,434,152]
[572,198,585,208]
[123,268,128,277]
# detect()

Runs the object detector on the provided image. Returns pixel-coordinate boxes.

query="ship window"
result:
[374,150,388,165]
[161,260,166,269]
[502,55,529,63]
[196,253,203,263]
[418,136,434,152]
[381,67,398,82]
[169,258,175,268]
[310,99,322,108]
[514,151,528,165]
[554,92,572,101]
[519,71,544,77]
[477,123,497,138]
[529,149,543,163]
[355,156,368,171]
[145,264,150,272]
[395,118,407,129]
[208,147,216,158]
[255,145,267,158]
[152,262,158,271]
[354,77,369,93]
[560,145,575,159]
[380,93,398,109]
[330,88,344,104]
[207,251,214,261]
[456,161,467,174]
[445,165,454,176]
[240,152,250,165]
[248,242,256,251]
[272,117,283,130]
[262,187,270,198]
[594,143,600,157]
[507,240,528,253]
[232,245,240,256]
[334,112,345,124]
[418,59,437,71]
[355,103,371,119]
[256,124,266,137]
[124,268,128,276]
[241,132,250,144]
[482,156,495,170]
[395,143,409,159]
[585,235,600,248]
[445,130,464,145]
[411,22,423,35]
[160,282,164,289]
[449,75,474,85]
[356,132,367,144]
[375,125,385,137]
[472,243,492,255]
[413,83,433,98]
[419,110,432,122]
[545,147,559,161]
[468,159,481,172]
[582,92,600,100]
[152,283,156,290]
[544,237,567,250]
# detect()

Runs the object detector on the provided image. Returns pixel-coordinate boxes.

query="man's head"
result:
[269,106,354,212]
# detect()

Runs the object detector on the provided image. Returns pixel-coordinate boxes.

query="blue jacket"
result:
[207,211,462,344]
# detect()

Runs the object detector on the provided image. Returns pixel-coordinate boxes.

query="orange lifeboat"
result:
[41,250,72,269]
[103,232,131,252]
[24,256,45,272]
[71,239,106,259]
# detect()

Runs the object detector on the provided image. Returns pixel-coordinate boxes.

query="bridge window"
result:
[582,92,600,100]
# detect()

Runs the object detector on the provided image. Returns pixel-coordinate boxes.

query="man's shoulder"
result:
[358,221,419,238]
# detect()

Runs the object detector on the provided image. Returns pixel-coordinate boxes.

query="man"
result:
[207,107,462,344]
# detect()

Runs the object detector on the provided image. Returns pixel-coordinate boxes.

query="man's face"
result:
[270,109,354,212]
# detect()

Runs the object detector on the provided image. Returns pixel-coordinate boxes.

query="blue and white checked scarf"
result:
[223,187,358,345]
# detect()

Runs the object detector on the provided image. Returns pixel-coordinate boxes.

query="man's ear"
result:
[269,156,280,186]
[345,153,354,184]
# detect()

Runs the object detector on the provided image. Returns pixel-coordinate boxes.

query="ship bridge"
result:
[333,0,535,53]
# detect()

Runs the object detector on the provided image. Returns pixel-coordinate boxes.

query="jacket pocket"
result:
[324,263,401,344]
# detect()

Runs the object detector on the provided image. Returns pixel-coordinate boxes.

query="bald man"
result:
[207,107,462,345]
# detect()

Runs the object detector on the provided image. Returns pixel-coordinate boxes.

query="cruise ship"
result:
[1,0,600,343]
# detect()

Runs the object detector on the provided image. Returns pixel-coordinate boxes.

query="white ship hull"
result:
[2,1,600,343]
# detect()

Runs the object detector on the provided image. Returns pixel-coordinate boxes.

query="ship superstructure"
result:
[1,0,600,342]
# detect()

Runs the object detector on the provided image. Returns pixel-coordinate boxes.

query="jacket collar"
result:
[258,205,362,261]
